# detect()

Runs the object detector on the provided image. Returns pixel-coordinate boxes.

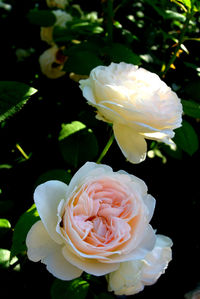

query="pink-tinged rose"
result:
[39,45,67,79]
[26,162,156,280]
[79,62,183,163]
[107,234,173,295]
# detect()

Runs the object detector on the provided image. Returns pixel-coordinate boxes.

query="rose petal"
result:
[103,225,156,263]
[66,162,113,197]
[34,180,68,244]
[62,246,119,276]
[113,123,147,163]
[143,194,156,222]
[26,220,82,280]
[141,234,172,285]
[117,170,148,196]
[79,80,97,105]
[142,131,175,145]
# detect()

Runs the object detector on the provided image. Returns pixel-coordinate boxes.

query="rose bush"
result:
[26,162,157,281]
[79,62,183,163]
[107,234,172,295]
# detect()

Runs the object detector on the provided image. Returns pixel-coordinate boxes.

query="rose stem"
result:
[16,143,29,160]
[96,132,115,164]
[105,0,114,43]
[161,10,193,78]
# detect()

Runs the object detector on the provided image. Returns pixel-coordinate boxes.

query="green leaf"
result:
[184,80,200,101]
[0,249,11,268]
[64,50,103,75]
[35,169,72,187]
[0,249,20,270]
[0,164,12,169]
[51,278,89,299]
[0,219,11,238]
[10,204,40,259]
[59,121,86,141]
[174,120,199,156]
[182,99,200,118]
[165,10,186,22]
[103,43,141,65]
[53,27,75,43]
[161,143,183,160]
[59,121,99,168]
[27,10,56,27]
[0,81,37,123]
[178,0,191,9]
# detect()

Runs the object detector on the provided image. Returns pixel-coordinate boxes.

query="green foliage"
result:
[102,43,141,65]
[63,41,140,75]
[0,249,19,270]
[182,99,200,118]
[0,219,11,238]
[174,120,199,156]
[59,121,99,168]
[35,169,72,187]
[0,81,37,123]
[53,12,103,43]
[183,80,200,101]
[51,277,90,299]
[10,204,40,259]
[27,10,56,27]
[64,50,103,75]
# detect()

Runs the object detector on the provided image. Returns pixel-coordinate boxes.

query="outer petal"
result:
[141,234,172,285]
[113,123,147,163]
[26,220,82,280]
[142,131,175,145]
[107,260,144,296]
[62,246,119,276]
[117,170,148,196]
[79,80,97,105]
[34,180,68,244]
[143,194,156,222]
[66,162,113,197]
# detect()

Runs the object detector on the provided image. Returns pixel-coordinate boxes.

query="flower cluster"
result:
[26,162,172,296]
[39,2,72,78]
[27,48,182,295]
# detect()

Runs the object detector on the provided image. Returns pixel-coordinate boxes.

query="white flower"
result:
[46,0,68,9]
[39,45,66,79]
[41,10,72,45]
[79,62,183,163]
[107,234,172,295]
[53,9,72,27]
[26,162,156,280]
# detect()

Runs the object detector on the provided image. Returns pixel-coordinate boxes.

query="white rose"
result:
[26,162,156,280]
[53,9,72,27]
[107,234,172,295]
[79,62,183,163]
[39,45,66,79]
[41,10,72,45]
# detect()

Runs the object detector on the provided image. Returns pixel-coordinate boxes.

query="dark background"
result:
[0,0,200,298]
